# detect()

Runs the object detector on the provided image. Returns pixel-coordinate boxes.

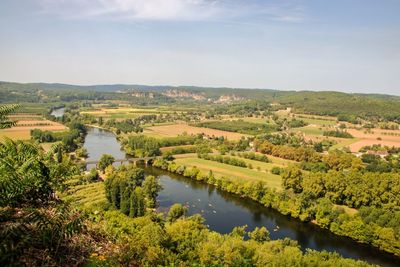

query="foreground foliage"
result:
[0,139,85,266]
[66,171,372,266]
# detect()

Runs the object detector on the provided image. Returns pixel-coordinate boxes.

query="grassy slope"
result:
[288,125,326,136]
[223,117,269,124]
[64,182,107,210]
[230,154,295,169]
[174,156,283,190]
[330,138,361,150]
[297,117,337,126]
[160,145,196,153]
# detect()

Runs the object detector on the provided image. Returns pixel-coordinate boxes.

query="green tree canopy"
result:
[98,154,115,172]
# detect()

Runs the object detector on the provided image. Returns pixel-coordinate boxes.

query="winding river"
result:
[82,126,400,267]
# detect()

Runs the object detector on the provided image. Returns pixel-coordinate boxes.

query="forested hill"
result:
[1,81,400,120]
[277,91,400,121]
[1,81,398,99]
[0,81,139,92]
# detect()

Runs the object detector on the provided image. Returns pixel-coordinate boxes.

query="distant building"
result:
[366,150,389,158]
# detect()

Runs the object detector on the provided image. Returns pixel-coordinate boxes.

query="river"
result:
[83,126,400,267]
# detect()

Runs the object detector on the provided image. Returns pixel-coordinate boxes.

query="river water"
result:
[83,126,400,267]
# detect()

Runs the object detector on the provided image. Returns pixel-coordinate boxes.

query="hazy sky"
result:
[0,0,399,95]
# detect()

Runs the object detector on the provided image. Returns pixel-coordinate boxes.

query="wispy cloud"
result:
[37,0,221,21]
[35,0,306,23]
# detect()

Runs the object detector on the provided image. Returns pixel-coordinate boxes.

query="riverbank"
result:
[85,124,117,134]
[64,175,378,267]
[151,158,400,259]
[81,126,400,266]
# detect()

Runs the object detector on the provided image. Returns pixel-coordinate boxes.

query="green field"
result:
[16,103,54,114]
[160,144,196,153]
[174,156,283,190]
[293,114,337,125]
[289,126,325,136]
[82,112,155,119]
[267,155,297,166]
[276,112,337,127]
[80,107,169,119]
[142,122,177,128]
[213,154,295,171]
[329,138,360,151]
[295,117,337,126]
[64,182,106,210]
[229,117,270,124]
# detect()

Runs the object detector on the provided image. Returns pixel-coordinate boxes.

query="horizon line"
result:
[0,80,399,97]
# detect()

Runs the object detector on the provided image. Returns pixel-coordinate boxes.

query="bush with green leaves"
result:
[0,104,19,129]
[0,139,84,266]
[236,151,269,162]
[121,135,161,157]
[323,130,354,139]
[167,203,188,222]
[98,154,115,172]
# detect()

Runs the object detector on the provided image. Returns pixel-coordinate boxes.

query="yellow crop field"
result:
[144,124,248,141]
[0,119,66,140]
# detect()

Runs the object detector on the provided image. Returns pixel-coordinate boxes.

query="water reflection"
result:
[84,127,125,163]
[145,166,400,267]
[83,127,400,267]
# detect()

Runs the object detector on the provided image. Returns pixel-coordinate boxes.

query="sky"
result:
[0,0,399,95]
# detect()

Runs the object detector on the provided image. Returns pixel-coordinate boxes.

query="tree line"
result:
[121,134,202,157]
[104,165,161,217]
[198,153,248,168]
[152,158,400,256]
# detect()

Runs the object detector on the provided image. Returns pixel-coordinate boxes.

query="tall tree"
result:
[143,175,162,208]
[98,154,115,173]
[282,165,303,193]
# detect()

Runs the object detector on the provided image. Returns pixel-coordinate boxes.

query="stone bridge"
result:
[85,156,157,167]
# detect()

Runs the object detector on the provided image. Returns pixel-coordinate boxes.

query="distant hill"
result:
[0,81,397,98]
[1,81,399,120]
[0,81,137,92]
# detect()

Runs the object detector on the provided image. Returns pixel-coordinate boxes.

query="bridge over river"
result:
[85,156,157,167]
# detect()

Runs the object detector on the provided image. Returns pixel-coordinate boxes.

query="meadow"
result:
[144,123,248,141]
[64,182,106,210]
[80,107,174,119]
[0,119,66,140]
[288,125,326,136]
[292,114,337,126]
[222,116,270,124]
[173,154,284,190]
